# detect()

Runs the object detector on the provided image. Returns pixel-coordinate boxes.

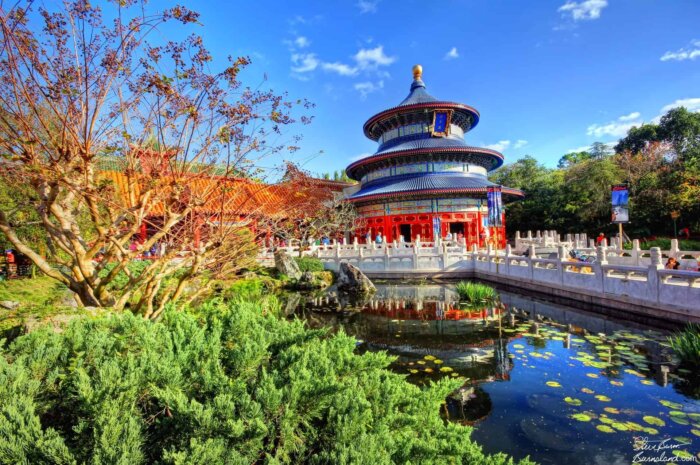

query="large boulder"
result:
[337,262,376,294]
[274,250,301,280]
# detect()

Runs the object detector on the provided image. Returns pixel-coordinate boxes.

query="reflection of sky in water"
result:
[293,284,700,465]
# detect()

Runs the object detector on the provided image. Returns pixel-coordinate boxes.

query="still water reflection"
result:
[290,283,700,465]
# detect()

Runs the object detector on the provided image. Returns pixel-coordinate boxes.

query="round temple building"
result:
[344,65,523,249]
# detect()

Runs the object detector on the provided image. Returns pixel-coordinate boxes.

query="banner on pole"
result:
[487,186,503,227]
[611,184,629,224]
[432,216,441,240]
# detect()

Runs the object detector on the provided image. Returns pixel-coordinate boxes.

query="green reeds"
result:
[455,281,498,304]
[669,323,700,367]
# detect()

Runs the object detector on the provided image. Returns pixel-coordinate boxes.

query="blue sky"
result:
[157,0,700,176]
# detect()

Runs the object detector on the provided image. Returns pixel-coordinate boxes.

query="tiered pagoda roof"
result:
[346,65,522,203]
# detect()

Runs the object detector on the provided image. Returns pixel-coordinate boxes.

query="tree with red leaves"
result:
[0,0,312,318]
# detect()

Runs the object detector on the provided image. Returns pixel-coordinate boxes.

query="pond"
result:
[288,282,700,465]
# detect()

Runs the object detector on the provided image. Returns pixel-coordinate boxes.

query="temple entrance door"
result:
[399,224,411,243]
[449,223,464,235]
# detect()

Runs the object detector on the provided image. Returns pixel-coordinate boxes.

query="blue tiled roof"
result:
[377,135,477,156]
[348,173,498,200]
[398,78,437,106]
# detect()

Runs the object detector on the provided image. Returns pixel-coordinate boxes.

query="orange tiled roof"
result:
[99,169,336,220]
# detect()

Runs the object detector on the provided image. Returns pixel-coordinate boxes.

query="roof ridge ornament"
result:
[412,64,422,79]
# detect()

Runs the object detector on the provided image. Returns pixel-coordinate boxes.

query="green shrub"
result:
[0,299,533,465]
[455,281,499,304]
[625,238,700,251]
[669,323,700,367]
[294,256,325,272]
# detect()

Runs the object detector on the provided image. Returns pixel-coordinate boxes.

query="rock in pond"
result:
[337,262,376,294]
[274,250,301,280]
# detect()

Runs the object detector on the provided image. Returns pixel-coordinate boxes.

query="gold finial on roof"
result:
[412,64,422,79]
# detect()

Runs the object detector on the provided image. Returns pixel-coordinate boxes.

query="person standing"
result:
[375,232,383,245]
[596,233,605,246]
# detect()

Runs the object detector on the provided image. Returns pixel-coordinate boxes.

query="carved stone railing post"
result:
[632,239,640,265]
[596,245,608,265]
[670,239,680,259]
[648,247,663,304]
[412,242,419,270]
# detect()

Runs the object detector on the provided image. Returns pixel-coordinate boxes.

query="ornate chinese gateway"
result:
[345,65,523,248]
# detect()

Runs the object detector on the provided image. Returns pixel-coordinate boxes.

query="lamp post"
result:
[671,211,679,237]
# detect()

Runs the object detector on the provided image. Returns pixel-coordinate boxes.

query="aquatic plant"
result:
[455,281,499,304]
[668,323,700,367]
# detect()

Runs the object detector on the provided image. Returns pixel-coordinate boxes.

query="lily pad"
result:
[513,344,525,349]
[672,450,693,459]
[669,410,687,417]
[687,413,700,421]
[596,424,615,433]
[640,379,654,385]
[409,369,418,374]
[424,368,434,373]
[643,427,659,435]
[603,407,620,414]
[546,381,562,388]
[417,361,426,365]
[659,400,683,410]
[571,413,592,422]
[609,380,623,387]
[625,421,644,431]
[594,395,611,402]
[611,422,629,431]
[433,359,444,365]
[581,388,595,394]
[439,366,453,373]
[642,416,665,427]
[424,355,436,361]
[564,397,582,406]
[599,416,615,425]
[674,436,692,445]
[670,416,690,425]
[691,429,700,437]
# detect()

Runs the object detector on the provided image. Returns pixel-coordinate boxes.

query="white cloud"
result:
[294,36,311,48]
[513,139,528,149]
[356,0,379,13]
[567,145,592,153]
[558,0,607,21]
[354,46,396,70]
[444,47,459,60]
[660,40,700,62]
[618,112,640,122]
[321,62,359,76]
[566,142,616,153]
[354,80,384,99]
[659,98,700,115]
[587,110,643,138]
[485,140,511,152]
[291,53,319,73]
[586,121,637,138]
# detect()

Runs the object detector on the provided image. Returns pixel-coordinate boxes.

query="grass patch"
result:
[455,281,498,304]
[0,276,67,306]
